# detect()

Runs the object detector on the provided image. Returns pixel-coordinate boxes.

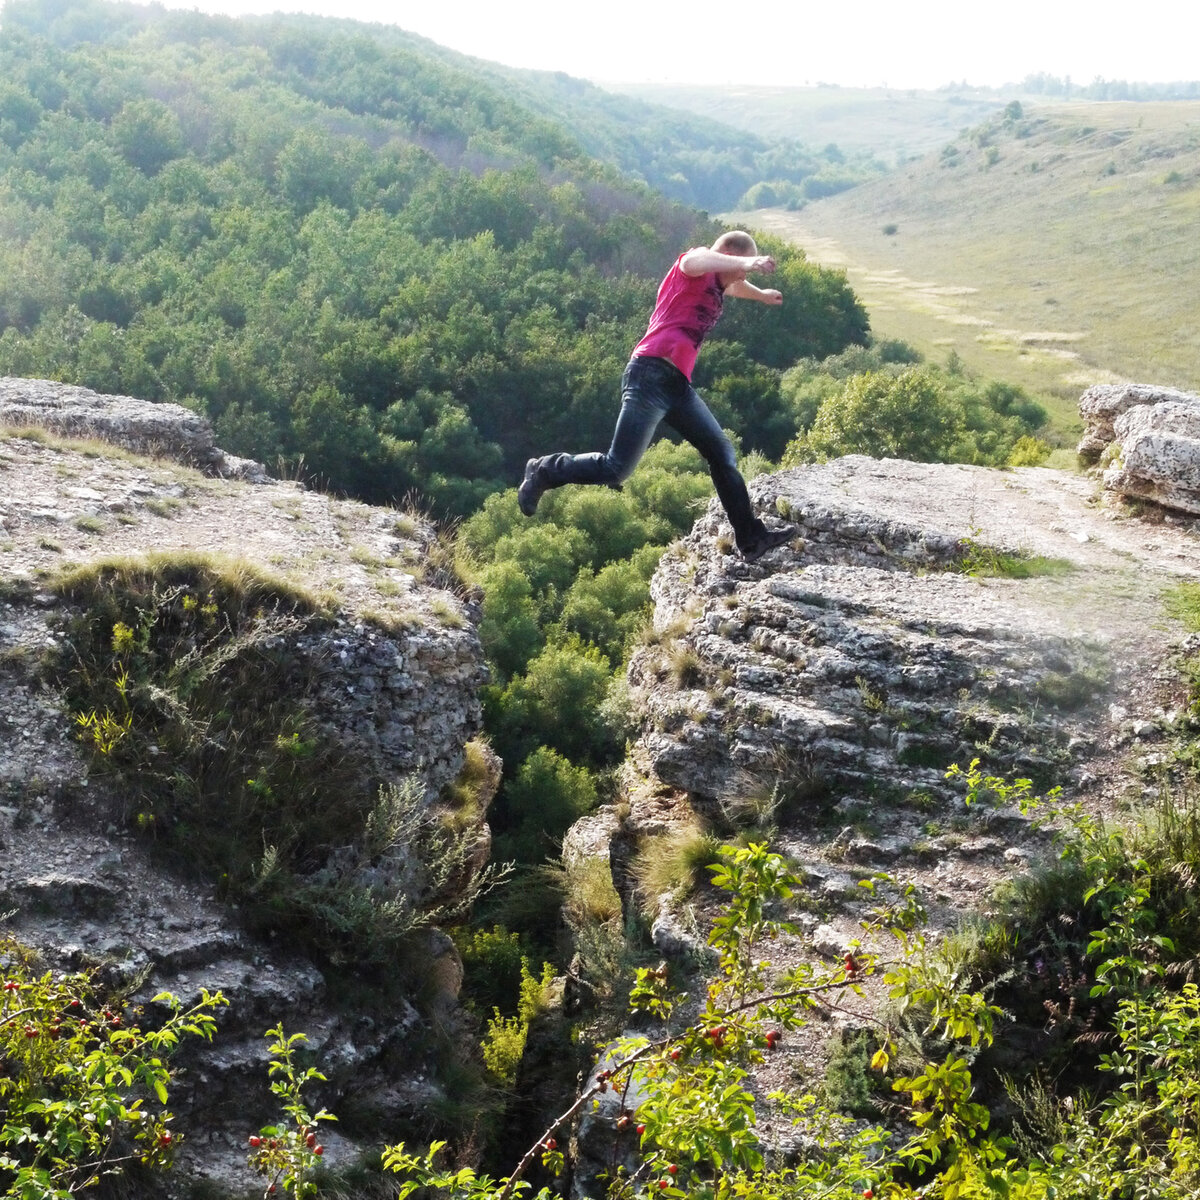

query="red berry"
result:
[306,1132,316,1148]
[669,1048,681,1061]
[544,1137,557,1151]
[617,1115,630,1130]
[313,1145,323,1157]
[636,1123,645,1135]
[248,1136,262,1147]
[668,1164,678,1175]
[862,1190,873,1199]
[159,1132,172,1146]
[658,1182,668,1191]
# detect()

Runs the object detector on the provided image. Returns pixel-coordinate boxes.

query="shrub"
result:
[785,367,964,464]
[479,960,554,1085]
[246,1026,337,1200]
[493,746,598,864]
[0,937,224,1198]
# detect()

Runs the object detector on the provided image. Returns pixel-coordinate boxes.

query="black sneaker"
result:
[739,524,796,562]
[517,458,545,517]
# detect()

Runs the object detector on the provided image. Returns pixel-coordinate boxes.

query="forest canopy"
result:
[0,0,872,514]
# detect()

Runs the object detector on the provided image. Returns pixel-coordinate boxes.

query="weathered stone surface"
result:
[1103,399,1200,514]
[630,456,1166,811]
[608,452,1200,1004]
[0,375,268,480]
[1077,382,1199,459]
[0,379,493,1195]
[1077,381,1200,513]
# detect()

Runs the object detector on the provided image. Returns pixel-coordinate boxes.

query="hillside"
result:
[738,100,1200,430]
[605,81,1028,164]
[0,0,868,515]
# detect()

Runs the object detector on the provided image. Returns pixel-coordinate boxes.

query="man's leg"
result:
[519,358,671,515]
[665,385,794,558]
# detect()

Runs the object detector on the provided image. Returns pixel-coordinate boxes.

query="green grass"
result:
[733,100,1200,440]
[961,542,1076,579]
[1165,582,1200,632]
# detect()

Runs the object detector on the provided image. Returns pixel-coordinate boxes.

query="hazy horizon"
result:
[130,0,1200,92]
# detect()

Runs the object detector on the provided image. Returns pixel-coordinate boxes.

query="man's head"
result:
[713,230,758,256]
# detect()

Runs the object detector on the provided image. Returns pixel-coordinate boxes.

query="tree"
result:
[493,745,598,864]
[109,98,183,175]
[785,367,964,464]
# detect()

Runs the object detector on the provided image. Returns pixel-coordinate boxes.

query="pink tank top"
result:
[631,252,724,381]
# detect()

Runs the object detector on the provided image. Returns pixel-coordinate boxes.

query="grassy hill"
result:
[735,100,1200,433]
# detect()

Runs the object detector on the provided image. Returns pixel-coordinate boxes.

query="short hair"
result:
[713,230,758,256]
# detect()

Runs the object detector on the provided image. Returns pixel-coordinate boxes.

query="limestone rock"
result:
[1077,381,1200,514]
[0,381,493,1194]
[612,453,1200,944]
[1104,399,1200,514]
[0,375,268,480]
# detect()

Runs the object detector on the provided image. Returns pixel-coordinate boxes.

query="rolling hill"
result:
[605,80,1027,164]
[737,100,1200,431]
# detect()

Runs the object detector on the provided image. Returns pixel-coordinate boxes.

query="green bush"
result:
[785,367,964,464]
[0,938,224,1198]
[782,362,1048,468]
[493,746,599,864]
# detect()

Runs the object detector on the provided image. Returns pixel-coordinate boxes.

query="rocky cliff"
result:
[569,441,1200,1165]
[0,379,494,1195]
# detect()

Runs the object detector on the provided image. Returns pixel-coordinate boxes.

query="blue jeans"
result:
[532,356,767,550]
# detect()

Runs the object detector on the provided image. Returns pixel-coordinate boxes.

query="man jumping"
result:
[517,230,796,562]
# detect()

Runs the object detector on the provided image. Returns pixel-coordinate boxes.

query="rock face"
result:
[630,456,1181,815]
[0,375,269,480]
[1077,381,1200,513]
[0,379,494,1195]
[612,452,1200,992]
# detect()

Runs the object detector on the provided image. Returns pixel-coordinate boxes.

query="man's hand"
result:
[758,288,783,305]
[745,255,776,274]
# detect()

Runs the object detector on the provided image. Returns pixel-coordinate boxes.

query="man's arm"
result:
[724,279,783,305]
[679,248,776,277]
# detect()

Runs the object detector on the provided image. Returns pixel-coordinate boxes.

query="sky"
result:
[153,0,1200,90]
